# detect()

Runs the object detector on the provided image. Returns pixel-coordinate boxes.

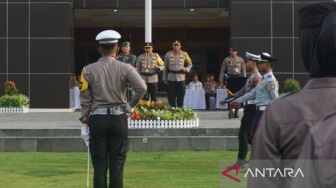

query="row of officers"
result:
[116,40,192,107]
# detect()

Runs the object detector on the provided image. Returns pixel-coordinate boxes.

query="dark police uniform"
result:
[116,41,137,102]
[163,40,192,107]
[136,43,164,101]
[79,30,147,188]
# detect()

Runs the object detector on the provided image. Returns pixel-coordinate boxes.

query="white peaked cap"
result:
[245,51,261,61]
[95,30,121,44]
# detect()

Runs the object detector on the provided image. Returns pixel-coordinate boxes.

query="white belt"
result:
[257,106,267,111]
[244,101,255,105]
[90,107,125,115]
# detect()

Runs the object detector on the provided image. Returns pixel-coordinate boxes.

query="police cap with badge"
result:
[96,30,121,50]
[144,42,152,48]
[258,52,278,66]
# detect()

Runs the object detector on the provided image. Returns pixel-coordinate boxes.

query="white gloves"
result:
[81,123,90,147]
[126,103,134,116]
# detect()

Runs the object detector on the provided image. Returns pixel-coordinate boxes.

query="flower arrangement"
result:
[0,81,29,108]
[132,100,197,120]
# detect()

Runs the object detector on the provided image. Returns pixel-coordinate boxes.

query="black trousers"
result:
[167,81,186,107]
[237,104,256,161]
[205,93,216,110]
[143,82,158,101]
[89,113,128,188]
[250,110,264,144]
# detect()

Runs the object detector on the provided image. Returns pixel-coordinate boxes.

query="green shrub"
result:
[283,78,301,93]
[0,94,29,107]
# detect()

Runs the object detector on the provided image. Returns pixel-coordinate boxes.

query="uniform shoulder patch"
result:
[270,83,276,90]
[79,68,89,92]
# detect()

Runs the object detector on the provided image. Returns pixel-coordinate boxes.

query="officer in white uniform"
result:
[79,30,147,188]
[231,52,279,142]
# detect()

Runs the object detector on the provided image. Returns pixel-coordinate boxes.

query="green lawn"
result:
[0,151,249,188]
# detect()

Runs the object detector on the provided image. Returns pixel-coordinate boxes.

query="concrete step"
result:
[0,128,239,137]
[0,136,240,152]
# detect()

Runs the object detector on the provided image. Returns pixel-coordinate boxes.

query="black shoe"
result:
[237,160,249,165]
[233,114,239,118]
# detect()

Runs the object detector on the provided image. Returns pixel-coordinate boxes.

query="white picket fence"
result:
[128,117,199,128]
[0,107,29,114]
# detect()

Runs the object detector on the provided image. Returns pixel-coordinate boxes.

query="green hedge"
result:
[0,94,29,107]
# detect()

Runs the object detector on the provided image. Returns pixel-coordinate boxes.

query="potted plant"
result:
[0,81,29,113]
[282,78,301,96]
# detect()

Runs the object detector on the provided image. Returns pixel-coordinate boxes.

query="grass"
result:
[0,151,249,188]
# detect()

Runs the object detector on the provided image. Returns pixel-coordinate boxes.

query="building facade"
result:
[0,0,330,108]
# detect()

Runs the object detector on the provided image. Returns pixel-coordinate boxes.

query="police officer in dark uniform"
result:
[116,41,137,102]
[79,30,147,188]
[219,45,246,118]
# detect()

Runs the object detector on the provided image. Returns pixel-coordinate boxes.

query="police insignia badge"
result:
[270,83,275,90]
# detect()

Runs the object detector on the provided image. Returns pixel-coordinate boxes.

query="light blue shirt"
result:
[236,71,279,107]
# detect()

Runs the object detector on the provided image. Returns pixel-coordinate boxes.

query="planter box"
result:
[128,118,199,129]
[0,107,29,113]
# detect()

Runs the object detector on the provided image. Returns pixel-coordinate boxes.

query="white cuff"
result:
[126,103,134,113]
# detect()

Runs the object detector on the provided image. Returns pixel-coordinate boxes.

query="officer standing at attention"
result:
[219,45,246,118]
[220,52,261,168]
[136,42,164,101]
[230,52,279,140]
[79,30,147,188]
[163,40,192,107]
[116,41,137,102]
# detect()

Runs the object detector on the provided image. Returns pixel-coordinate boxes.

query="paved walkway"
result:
[0,109,243,129]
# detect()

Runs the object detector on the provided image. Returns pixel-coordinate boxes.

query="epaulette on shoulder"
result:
[267,75,272,78]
